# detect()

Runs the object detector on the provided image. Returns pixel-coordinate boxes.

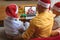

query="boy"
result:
[21,0,55,40]
[4,4,29,40]
[52,2,60,34]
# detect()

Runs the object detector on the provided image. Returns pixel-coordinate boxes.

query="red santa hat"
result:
[53,2,60,12]
[38,0,51,8]
[6,4,18,18]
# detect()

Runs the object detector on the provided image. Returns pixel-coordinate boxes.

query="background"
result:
[0,0,60,40]
[0,0,60,26]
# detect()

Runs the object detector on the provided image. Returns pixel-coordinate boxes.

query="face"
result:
[37,4,46,13]
[53,9,60,17]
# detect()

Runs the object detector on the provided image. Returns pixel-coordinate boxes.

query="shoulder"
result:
[49,10,56,17]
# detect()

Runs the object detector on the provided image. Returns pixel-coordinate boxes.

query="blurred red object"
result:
[30,35,60,40]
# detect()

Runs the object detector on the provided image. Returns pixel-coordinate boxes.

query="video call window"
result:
[25,6,36,17]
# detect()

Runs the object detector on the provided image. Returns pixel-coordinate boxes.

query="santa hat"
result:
[53,2,60,12]
[6,4,18,18]
[38,0,51,8]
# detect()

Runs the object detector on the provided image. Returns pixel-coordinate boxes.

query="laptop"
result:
[24,6,36,19]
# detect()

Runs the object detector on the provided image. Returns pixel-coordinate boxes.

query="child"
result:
[21,0,55,40]
[52,2,60,34]
[4,4,29,40]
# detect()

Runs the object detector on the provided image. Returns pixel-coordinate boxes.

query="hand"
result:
[13,34,22,40]
[19,29,24,33]
[56,28,60,34]
[51,30,59,37]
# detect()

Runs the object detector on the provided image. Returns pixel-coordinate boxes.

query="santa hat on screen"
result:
[6,4,18,18]
[38,0,51,8]
[53,2,60,12]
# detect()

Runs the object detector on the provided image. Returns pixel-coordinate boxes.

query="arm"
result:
[17,21,26,32]
[51,30,59,37]
[18,24,25,32]
[22,24,36,40]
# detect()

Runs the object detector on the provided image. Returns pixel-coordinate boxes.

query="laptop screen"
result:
[25,6,36,17]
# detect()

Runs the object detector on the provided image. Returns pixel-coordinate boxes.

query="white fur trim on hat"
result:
[53,6,60,12]
[38,0,50,8]
[15,5,18,14]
